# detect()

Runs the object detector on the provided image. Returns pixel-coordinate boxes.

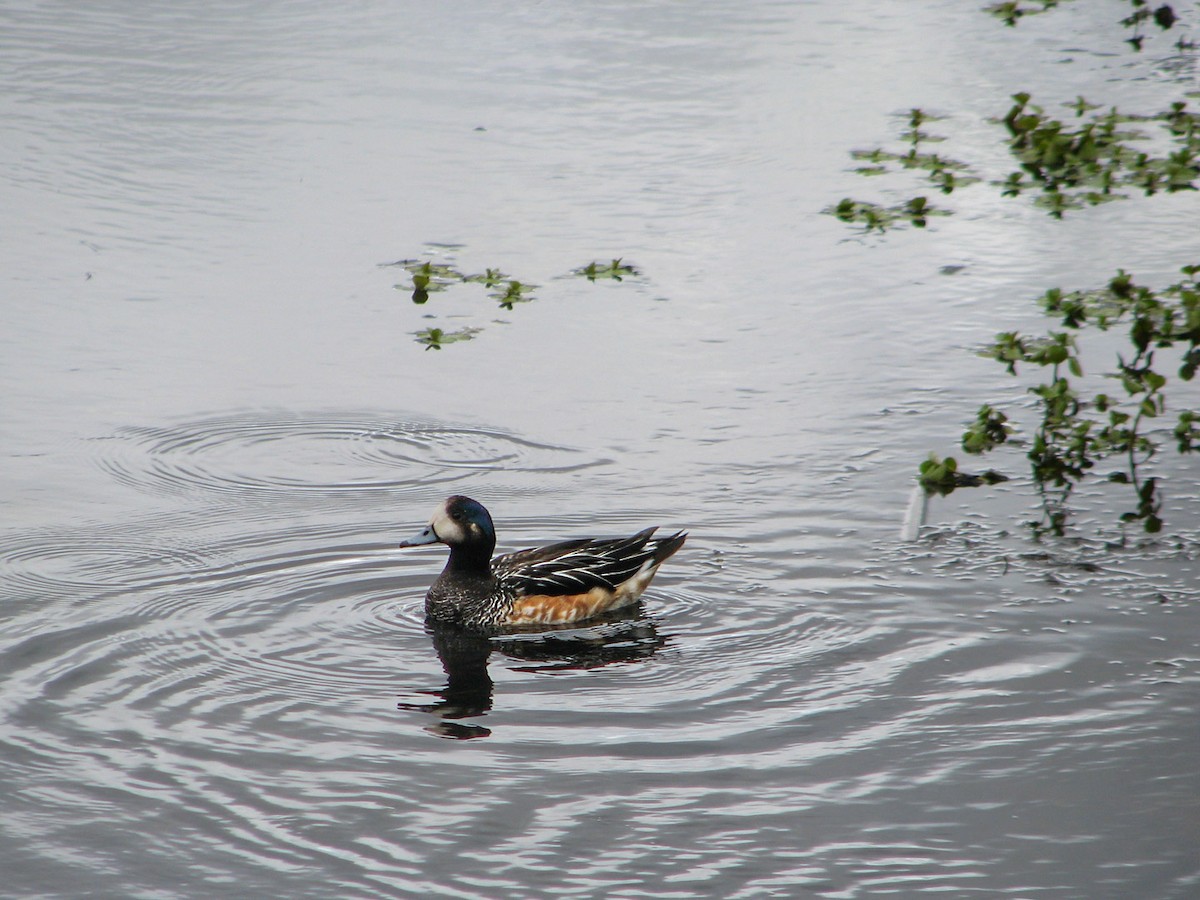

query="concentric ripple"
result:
[93,412,608,498]
[0,527,211,603]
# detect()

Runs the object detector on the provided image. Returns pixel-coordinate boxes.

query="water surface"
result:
[2,1,1198,897]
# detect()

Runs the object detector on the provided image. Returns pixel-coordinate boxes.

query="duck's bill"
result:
[398,525,439,548]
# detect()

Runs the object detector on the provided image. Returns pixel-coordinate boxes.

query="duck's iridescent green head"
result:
[399,495,496,550]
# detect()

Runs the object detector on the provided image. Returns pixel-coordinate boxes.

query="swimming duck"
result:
[398,495,687,628]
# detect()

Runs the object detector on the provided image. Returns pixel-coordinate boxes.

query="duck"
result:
[398,495,687,629]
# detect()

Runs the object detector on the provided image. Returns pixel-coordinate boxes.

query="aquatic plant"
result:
[830,96,1200,231]
[572,258,642,282]
[918,452,1008,494]
[389,260,463,304]
[414,326,481,350]
[852,109,981,194]
[828,196,949,232]
[998,94,1200,217]
[827,109,977,232]
[923,265,1200,535]
[490,279,537,310]
[383,251,646,348]
[984,0,1067,27]
[918,453,963,494]
[462,267,509,288]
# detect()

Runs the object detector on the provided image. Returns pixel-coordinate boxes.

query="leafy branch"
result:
[922,266,1200,534]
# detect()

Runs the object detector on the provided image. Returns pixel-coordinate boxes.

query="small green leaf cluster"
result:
[985,1,1066,28]
[937,265,1200,533]
[827,196,947,233]
[961,405,1013,454]
[414,326,481,351]
[462,268,509,288]
[1120,476,1164,532]
[573,258,641,282]
[918,453,962,494]
[918,453,1008,495]
[491,279,536,310]
[1175,410,1200,451]
[399,260,463,304]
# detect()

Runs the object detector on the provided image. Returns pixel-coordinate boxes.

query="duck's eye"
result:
[450,510,464,522]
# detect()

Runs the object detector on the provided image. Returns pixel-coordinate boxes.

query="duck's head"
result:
[398,495,496,553]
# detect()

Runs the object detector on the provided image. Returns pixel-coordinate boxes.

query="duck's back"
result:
[493,528,686,627]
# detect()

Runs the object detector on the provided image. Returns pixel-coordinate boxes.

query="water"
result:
[3,1,1199,897]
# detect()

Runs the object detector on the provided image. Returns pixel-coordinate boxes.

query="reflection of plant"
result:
[985,0,1186,51]
[924,266,1200,535]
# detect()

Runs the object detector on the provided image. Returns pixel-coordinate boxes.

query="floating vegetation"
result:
[381,250,646,349]
[984,0,1069,27]
[827,196,948,233]
[849,109,981,194]
[984,0,1187,51]
[414,326,481,351]
[572,258,641,282]
[998,93,1200,217]
[386,260,463,304]
[922,265,1200,535]
[826,109,978,233]
[918,453,1009,495]
[462,268,509,288]
[490,279,537,310]
[829,96,1200,231]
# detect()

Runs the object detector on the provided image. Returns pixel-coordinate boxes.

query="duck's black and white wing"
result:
[494,528,686,595]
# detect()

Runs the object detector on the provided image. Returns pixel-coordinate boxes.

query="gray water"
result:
[2,1,1199,897]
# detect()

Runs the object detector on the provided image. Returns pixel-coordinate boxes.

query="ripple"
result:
[93,412,607,498]
[4,497,1195,900]
[0,527,209,603]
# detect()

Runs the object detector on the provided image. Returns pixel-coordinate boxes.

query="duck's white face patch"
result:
[431,500,468,544]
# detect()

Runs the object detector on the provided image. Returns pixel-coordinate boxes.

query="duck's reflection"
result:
[398,604,667,739]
